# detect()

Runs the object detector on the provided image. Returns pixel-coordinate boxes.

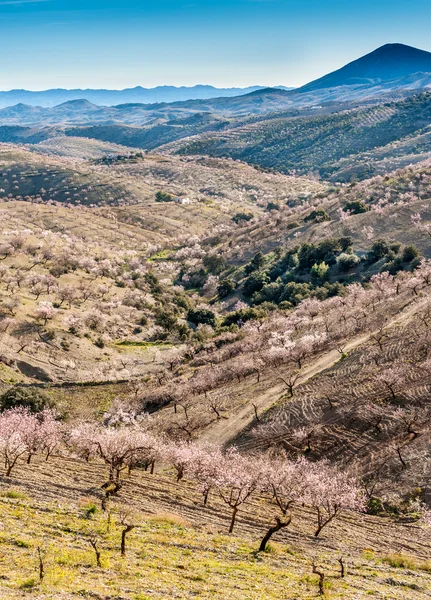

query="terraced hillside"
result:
[1,454,431,599]
[2,91,431,185]
[0,141,327,386]
[0,144,147,207]
[0,120,429,600]
[193,157,431,266]
[167,93,431,179]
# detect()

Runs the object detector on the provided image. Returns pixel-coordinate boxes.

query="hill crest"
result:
[299,43,431,91]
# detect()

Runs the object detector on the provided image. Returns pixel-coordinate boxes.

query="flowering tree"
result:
[188,443,224,505]
[34,301,56,325]
[304,462,365,537]
[17,408,62,464]
[213,448,262,533]
[376,364,408,401]
[162,440,199,482]
[258,457,309,551]
[93,426,153,485]
[0,408,30,475]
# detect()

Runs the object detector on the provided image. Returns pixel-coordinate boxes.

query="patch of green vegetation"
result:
[155,190,174,202]
[382,553,431,572]
[116,340,172,347]
[236,236,422,308]
[0,386,54,413]
[148,249,172,261]
[304,209,331,223]
[0,489,28,500]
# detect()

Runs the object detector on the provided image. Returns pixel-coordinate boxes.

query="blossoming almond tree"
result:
[258,457,310,551]
[213,448,263,533]
[304,462,366,537]
[0,408,31,476]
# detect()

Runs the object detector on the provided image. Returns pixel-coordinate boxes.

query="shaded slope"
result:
[300,43,431,91]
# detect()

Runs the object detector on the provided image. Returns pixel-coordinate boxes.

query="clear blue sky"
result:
[0,0,431,90]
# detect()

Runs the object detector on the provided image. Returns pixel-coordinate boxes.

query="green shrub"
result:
[232,212,253,223]
[203,254,227,275]
[310,261,329,282]
[243,272,269,297]
[187,308,216,327]
[155,191,174,203]
[343,200,368,214]
[0,387,52,413]
[304,209,330,223]
[337,252,361,272]
[222,307,265,327]
[155,310,178,332]
[218,279,236,298]
[402,245,419,262]
[244,251,265,275]
[368,239,390,262]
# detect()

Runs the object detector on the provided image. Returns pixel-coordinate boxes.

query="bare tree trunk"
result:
[89,538,102,567]
[259,515,291,552]
[314,509,336,537]
[396,446,407,468]
[312,561,325,596]
[121,524,134,556]
[229,506,238,533]
[37,547,44,581]
[338,556,345,578]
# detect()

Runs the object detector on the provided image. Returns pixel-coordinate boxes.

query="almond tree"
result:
[17,408,59,464]
[278,370,301,398]
[213,448,262,533]
[34,302,55,326]
[258,457,309,551]
[39,410,64,460]
[376,364,408,401]
[94,426,153,486]
[0,408,29,475]
[304,462,365,537]
[188,444,224,505]
[162,440,199,482]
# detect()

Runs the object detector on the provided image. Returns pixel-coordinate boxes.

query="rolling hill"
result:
[166,92,431,179]
[1,42,431,600]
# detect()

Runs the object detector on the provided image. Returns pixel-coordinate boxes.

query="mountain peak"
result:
[299,43,431,92]
[57,99,99,109]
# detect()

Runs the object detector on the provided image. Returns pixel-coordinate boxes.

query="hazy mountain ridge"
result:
[0,84,291,109]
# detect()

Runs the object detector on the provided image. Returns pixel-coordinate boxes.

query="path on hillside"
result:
[200,296,427,446]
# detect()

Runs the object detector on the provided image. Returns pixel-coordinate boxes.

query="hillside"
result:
[1,41,431,600]
[0,456,430,598]
[167,93,431,179]
[0,141,324,386]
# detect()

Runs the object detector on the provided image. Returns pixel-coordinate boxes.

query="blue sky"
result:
[0,0,431,90]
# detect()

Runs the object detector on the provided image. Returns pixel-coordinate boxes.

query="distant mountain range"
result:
[0,44,430,126]
[2,42,431,183]
[0,85,292,109]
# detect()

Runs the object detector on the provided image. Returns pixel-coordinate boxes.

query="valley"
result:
[0,40,430,599]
